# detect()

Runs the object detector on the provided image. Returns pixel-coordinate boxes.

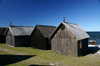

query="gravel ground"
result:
[88,45,100,57]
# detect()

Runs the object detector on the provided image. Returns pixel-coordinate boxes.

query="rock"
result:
[50,63,54,65]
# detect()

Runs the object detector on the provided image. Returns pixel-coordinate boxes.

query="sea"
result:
[87,32,100,45]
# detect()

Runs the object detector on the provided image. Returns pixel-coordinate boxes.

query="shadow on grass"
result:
[0,55,35,66]
[88,46,100,54]
[29,65,53,66]
[81,46,100,56]
[0,43,6,44]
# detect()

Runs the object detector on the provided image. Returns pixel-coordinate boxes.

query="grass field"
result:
[0,44,100,66]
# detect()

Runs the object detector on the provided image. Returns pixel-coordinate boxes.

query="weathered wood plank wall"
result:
[31,28,46,50]
[6,30,14,46]
[51,24,78,57]
[15,36,30,47]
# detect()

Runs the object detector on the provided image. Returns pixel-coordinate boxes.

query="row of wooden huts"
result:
[0,17,90,57]
[5,26,34,47]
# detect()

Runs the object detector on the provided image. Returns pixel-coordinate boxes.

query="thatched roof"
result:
[0,28,7,35]
[5,26,34,36]
[30,25,56,38]
[50,22,90,40]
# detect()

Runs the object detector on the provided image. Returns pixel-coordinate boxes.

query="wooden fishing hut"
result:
[5,26,34,47]
[30,25,56,50]
[50,17,90,57]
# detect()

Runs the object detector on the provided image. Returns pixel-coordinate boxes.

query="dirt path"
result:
[0,47,27,55]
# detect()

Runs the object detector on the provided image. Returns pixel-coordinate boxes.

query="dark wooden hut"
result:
[30,25,56,50]
[0,28,7,43]
[5,26,34,47]
[50,18,90,57]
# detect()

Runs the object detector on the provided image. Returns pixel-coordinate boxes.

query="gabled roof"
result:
[0,28,7,35]
[50,22,90,40]
[30,25,56,38]
[5,26,34,36]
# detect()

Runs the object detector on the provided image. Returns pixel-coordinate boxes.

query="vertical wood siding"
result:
[51,24,78,57]
[6,30,14,46]
[15,36,30,47]
[6,29,30,47]
[30,28,46,50]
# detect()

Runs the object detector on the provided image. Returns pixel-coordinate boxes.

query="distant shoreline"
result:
[86,31,100,32]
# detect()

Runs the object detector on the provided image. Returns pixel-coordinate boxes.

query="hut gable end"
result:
[6,29,14,46]
[30,26,46,50]
[37,25,56,38]
[32,26,44,38]
[50,22,90,40]
[30,26,45,38]
[54,24,76,39]
[30,25,56,50]
[7,29,12,35]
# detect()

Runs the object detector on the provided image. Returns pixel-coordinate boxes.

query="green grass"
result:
[0,43,100,66]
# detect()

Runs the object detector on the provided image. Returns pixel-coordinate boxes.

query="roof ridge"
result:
[36,25,56,38]
[36,25,56,28]
[50,22,90,40]
[8,25,34,28]
[61,21,78,25]
[7,26,34,36]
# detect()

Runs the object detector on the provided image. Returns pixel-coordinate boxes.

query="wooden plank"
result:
[31,27,47,50]
[51,24,79,57]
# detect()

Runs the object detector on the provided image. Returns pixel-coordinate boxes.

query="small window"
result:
[80,40,82,49]
[61,25,65,30]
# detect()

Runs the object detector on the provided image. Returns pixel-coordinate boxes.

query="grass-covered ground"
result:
[0,44,100,66]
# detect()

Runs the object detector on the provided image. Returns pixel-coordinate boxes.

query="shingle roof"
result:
[32,25,56,38]
[50,22,90,40]
[6,26,34,36]
[0,28,7,35]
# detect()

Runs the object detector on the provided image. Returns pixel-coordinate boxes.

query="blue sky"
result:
[0,0,100,31]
